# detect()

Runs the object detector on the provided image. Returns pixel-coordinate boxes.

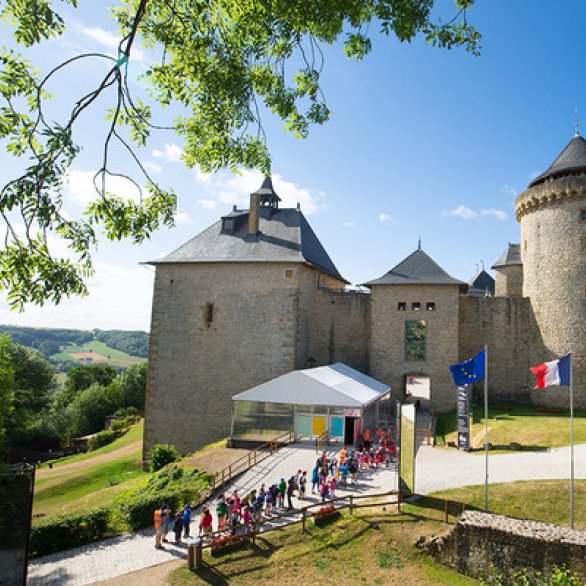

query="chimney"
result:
[248,191,260,235]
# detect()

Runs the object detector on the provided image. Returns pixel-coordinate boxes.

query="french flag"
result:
[530,353,571,389]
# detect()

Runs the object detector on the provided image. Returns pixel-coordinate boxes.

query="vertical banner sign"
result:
[457,385,471,451]
[0,465,35,586]
[399,403,417,495]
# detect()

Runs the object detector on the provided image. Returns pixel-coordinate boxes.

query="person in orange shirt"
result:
[363,427,372,450]
[154,505,167,549]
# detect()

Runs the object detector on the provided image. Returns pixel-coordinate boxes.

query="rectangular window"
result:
[285,269,294,278]
[412,302,421,311]
[581,209,586,220]
[398,302,406,311]
[404,319,426,361]
[205,302,214,325]
[426,302,436,311]
[524,239,528,251]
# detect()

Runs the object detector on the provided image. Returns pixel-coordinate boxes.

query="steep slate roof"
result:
[467,269,495,297]
[363,248,466,287]
[148,206,348,283]
[529,133,586,187]
[492,243,521,268]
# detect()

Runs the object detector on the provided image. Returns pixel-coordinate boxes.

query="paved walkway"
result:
[28,443,397,586]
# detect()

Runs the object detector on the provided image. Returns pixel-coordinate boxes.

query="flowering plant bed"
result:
[209,534,246,556]
[311,505,341,527]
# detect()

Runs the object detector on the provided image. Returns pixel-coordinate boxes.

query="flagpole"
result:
[484,344,489,512]
[569,353,574,530]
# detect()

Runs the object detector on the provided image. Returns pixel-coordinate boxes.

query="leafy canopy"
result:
[0,0,480,308]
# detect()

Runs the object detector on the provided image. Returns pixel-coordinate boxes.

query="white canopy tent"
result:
[231,363,391,444]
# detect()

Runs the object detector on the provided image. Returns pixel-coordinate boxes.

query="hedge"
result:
[115,466,212,530]
[88,429,117,451]
[30,508,111,557]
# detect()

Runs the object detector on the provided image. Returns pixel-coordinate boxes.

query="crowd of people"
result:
[153,426,397,548]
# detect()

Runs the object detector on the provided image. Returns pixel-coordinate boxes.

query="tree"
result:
[0,0,480,308]
[64,363,117,401]
[68,381,124,436]
[120,362,147,410]
[0,334,15,449]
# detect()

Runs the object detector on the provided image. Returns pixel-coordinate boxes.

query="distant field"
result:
[51,340,145,368]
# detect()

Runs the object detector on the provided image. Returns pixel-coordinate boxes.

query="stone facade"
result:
[426,511,586,582]
[144,134,586,454]
[369,285,461,413]
[516,175,586,408]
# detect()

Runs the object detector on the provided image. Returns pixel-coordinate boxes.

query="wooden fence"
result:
[210,431,294,493]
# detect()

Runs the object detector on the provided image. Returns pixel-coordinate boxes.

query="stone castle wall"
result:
[494,265,523,297]
[459,296,532,402]
[144,262,302,456]
[426,511,586,583]
[517,178,586,408]
[369,285,461,413]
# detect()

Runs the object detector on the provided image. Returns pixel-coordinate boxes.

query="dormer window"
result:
[221,217,235,233]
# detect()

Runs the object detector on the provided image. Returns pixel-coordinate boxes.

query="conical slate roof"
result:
[528,133,586,187]
[252,176,281,201]
[467,269,495,297]
[363,248,466,287]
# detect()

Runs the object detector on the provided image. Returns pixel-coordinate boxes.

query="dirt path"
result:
[181,446,249,474]
[36,440,142,484]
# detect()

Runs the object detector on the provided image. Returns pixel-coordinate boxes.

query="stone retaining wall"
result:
[425,510,586,582]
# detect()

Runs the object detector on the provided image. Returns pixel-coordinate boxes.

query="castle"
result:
[143,133,586,456]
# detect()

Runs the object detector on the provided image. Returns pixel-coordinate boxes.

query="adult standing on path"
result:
[153,505,166,549]
[182,504,192,539]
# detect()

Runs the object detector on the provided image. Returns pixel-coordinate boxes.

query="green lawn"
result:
[44,420,143,468]
[402,480,586,531]
[169,510,477,586]
[34,454,148,516]
[435,403,586,452]
[34,421,147,517]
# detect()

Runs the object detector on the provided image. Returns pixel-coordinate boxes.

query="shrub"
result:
[114,406,138,417]
[30,508,111,557]
[87,429,117,451]
[109,419,127,432]
[148,443,180,472]
[114,466,212,530]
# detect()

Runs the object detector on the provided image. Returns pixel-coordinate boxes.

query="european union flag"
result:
[449,350,485,386]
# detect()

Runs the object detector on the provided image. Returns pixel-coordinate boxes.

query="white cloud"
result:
[143,161,163,174]
[378,213,394,223]
[500,184,518,198]
[64,169,144,206]
[342,221,356,228]
[193,170,326,215]
[480,208,508,220]
[442,205,478,220]
[196,199,218,210]
[0,262,155,331]
[81,26,146,64]
[442,205,507,221]
[152,143,183,163]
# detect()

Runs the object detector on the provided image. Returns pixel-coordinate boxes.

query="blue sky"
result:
[1,1,584,331]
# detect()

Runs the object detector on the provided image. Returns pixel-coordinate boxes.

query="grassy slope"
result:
[169,511,476,586]
[34,421,147,517]
[422,479,586,530]
[436,403,586,451]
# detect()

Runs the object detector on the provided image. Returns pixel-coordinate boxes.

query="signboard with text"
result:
[457,385,471,451]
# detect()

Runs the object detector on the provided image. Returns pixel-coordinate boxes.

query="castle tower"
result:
[491,243,522,297]
[515,132,586,407]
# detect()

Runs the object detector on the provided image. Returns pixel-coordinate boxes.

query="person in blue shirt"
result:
[182,504,192,538]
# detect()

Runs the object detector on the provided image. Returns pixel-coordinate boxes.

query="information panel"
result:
[457,385,472,451]
[0,466,34,586]
[399,403,416,495]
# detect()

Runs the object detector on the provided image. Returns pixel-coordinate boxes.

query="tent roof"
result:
[232,363,390,408]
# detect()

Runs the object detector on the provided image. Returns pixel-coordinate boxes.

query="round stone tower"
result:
[515,132,586,407]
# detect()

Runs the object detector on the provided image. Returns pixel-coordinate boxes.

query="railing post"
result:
[222,468,225,487]
[349,495,354,515]
[229,465,232,483]
[444,499,449,523]
[397,491,401,513]
[302,508,306,532]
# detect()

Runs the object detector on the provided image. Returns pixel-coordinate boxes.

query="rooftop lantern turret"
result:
[253,176,281,208]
